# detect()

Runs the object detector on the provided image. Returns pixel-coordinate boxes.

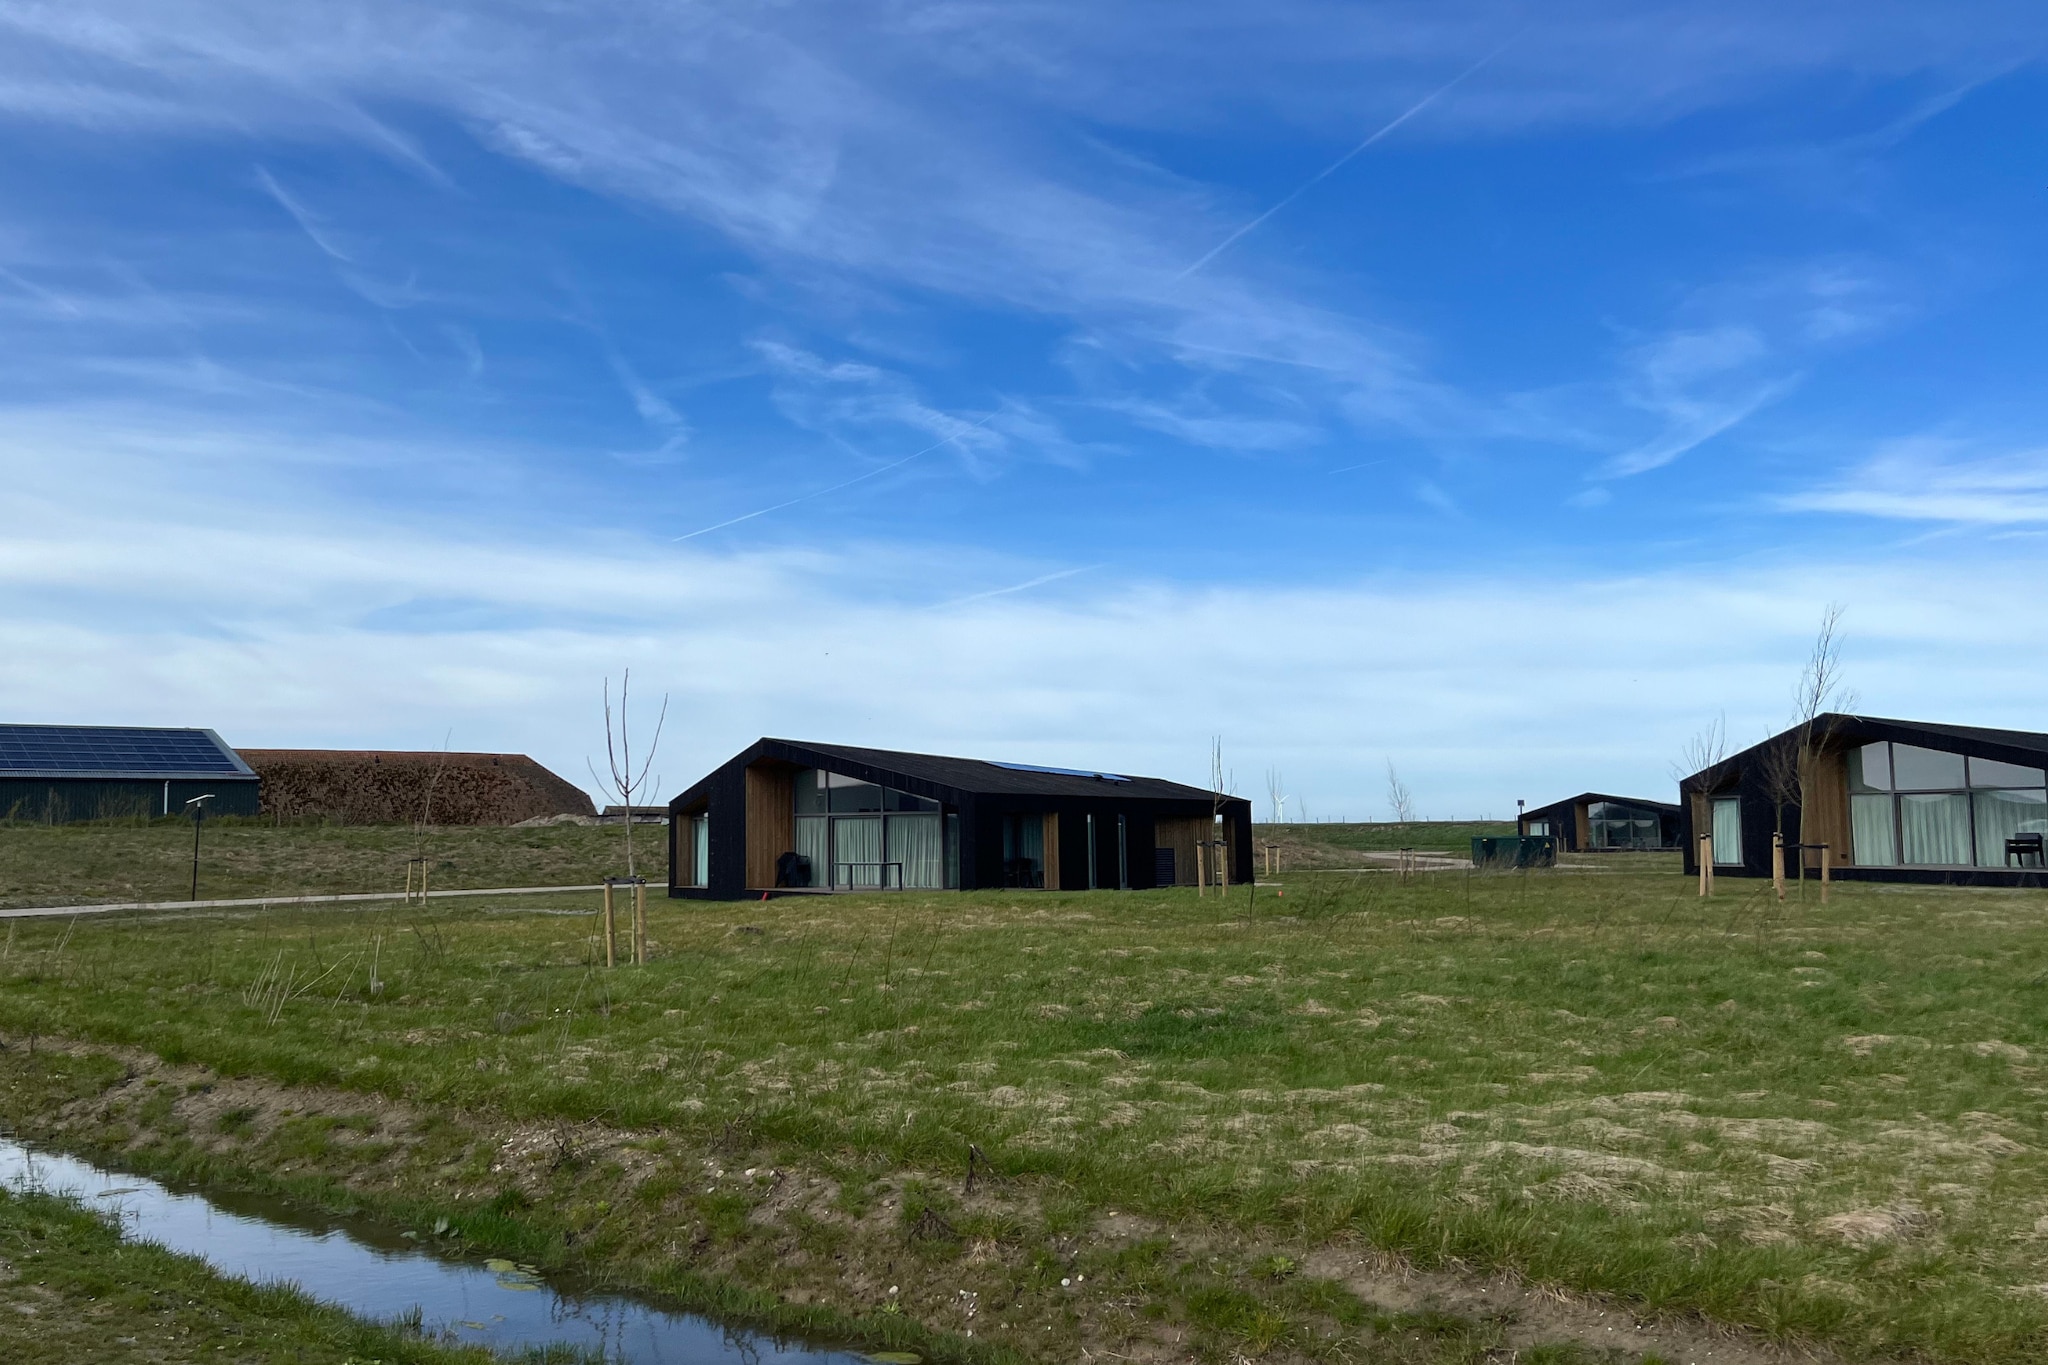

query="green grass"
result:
[5,851,2048,1362]
[0,819,665,908]
[0,1184,564,1364]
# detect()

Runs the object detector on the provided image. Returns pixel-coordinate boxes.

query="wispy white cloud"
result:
[1786,436,2048,524]
[4,400,2045,815]
[0,0,2006,460]
[1586,261,1911,479]
[254,165,354,262]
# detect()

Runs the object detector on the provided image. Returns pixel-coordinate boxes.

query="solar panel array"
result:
[0,725,244,775]
[987,760,1132,783]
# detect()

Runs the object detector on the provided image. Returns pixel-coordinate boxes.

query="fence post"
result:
[602,879,617,969]
[1772,833,1785,902]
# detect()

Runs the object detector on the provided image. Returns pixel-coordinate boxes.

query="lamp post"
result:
[1516,798,1525,836]
[184,794,215,902]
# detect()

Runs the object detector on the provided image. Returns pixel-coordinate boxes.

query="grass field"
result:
[0,819,664,909]
[5,842,2048,1363]
[0,1185,526,1365]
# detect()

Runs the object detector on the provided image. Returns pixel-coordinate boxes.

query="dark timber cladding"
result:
[1680,713,2048,887]
[667,738,1253,899]
[0,724,259,823]
[1517,792,1682,852]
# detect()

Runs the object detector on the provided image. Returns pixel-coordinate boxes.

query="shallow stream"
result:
[0,1138,872,1365]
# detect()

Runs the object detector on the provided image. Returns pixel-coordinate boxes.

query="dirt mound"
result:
[238,750,595,825]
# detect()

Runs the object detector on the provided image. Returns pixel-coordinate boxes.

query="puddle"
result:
[0,1138,877,1364]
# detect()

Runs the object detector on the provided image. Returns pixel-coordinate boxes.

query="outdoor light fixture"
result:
[184,793,215,902]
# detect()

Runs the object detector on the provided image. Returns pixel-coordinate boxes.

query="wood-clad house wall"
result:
[1041,812,1061,890]
[1154,816,1202,885]
[1572,802,1591,853]
[743,764,795,890]
[1802,747,1851,868]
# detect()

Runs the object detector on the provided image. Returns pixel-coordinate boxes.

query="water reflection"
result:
[0,1139,867,1365]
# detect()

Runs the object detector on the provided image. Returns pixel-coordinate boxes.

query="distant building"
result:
[668,738,1252,899]
[1518,792,1682,852]
[0,724,259,823]
[237,750,594,825]
[1679,714,2048,886]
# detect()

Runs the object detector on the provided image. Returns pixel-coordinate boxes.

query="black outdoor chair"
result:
[774,851,812,888]
[2006,834,2045,869]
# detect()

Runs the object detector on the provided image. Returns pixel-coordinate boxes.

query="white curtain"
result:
[1711,798,1742,865]
[834,816,883,887]
[795,816,829,888]
[1973,790,2048,866]
[1849,795,1895,867]
[887,814,943,888]
[1899,793,1970,865]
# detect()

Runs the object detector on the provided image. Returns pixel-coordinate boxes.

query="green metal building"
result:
[0,724,259,823]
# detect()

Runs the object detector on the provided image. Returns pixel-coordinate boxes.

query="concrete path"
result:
[0,884,608,920]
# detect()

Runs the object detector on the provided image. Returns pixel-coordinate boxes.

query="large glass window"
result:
[1970,757,2047,788]
[1849,742,1892,792]
[795,815,829,888]
[1900,792,1971,865]
[679,814,709,886]
[834,815,884,886]
[1837,742,2048,868]
[792,769,948,889]
[1002,813,1044,888]
[1711,798,1743,865]
[1850,794,1896,866]
[1974,790,2048,866]
[1588,800,1662,850]
[1892,745,1967,791]
[886,813,944,888]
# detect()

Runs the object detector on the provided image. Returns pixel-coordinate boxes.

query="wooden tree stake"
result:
[1772,834,1785,902]
[633,878,648,965]
[602,879,617,969]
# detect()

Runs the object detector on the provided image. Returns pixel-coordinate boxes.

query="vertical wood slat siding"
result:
[1573,802,1591,853]
[744,764,795,889]
[1804,747,1851,867]
[1155,816,1201,885]
[1042,812,1061,890]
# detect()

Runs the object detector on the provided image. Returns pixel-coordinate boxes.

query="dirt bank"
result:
[0,1034,1837,1365]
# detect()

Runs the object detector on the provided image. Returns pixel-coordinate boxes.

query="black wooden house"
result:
[1680,714,2048,886]
[667,739,1253,899]
[1518,792,1682,852]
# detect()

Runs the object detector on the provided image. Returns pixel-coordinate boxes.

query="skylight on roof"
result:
[987,760,1131,783]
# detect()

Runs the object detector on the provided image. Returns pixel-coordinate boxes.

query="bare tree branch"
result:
[1385,761,1416,825]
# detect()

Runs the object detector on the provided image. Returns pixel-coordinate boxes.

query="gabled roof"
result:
[675,738,1235,806]
[0,724,256,781]
[1526,792,1681,816]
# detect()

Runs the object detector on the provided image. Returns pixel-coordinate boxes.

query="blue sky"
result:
[2,1,2046,816]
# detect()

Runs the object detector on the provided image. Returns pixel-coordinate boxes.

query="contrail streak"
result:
[932,564,1101,609]
[672,410,999,542]
[1176,35,1520,282]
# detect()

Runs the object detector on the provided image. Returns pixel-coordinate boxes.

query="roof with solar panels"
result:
[0,724,256,781]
